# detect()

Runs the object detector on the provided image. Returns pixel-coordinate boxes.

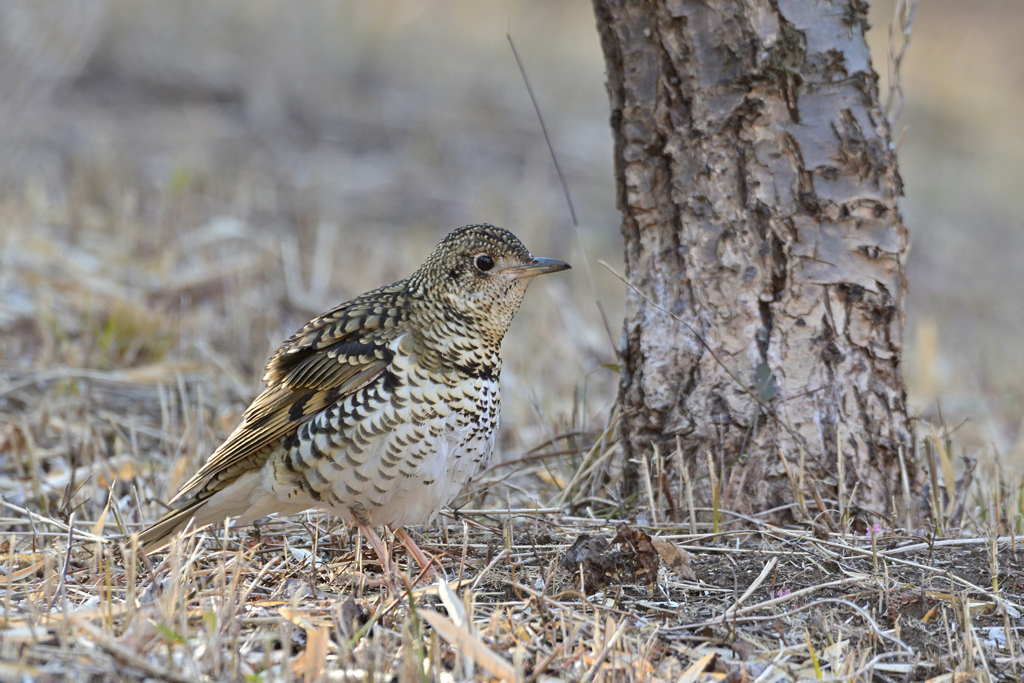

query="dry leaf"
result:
[436,578,467,628]
[924,672,984,683]
[90,494,112,540]
[677,652,716,683]
[300,626,330,683]
[651,538,696,580]
[561,525,659,593]
[3,559,46,582]
[418,608,514,682]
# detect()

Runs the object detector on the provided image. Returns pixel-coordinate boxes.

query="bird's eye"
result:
[474,254,494,272]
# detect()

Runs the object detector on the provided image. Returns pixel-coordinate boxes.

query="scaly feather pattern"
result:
[138,225,569,551]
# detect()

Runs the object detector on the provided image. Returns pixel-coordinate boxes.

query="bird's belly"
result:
[369,424,495,527]
[264,382,498,528]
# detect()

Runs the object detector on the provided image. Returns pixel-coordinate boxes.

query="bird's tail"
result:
[136,498,209,552]
[136,472,305,553]
[136,472,263,552]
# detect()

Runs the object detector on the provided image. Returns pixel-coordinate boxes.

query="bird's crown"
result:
[416,224,531,281]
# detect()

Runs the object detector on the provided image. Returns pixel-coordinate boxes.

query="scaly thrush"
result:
[138,225,570,576]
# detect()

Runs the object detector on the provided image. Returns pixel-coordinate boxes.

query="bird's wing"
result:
[168,286,406,507]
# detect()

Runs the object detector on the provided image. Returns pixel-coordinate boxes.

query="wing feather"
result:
[166,284,407,507]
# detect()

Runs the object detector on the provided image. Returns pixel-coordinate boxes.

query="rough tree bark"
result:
[591,0,915,522]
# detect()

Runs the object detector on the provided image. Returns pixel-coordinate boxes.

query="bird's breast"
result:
[268,350,501,526]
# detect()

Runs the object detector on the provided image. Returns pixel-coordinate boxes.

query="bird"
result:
[137,224,570,577]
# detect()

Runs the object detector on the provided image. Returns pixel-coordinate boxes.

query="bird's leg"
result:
[392,526,443,582]
[353,519,393,580]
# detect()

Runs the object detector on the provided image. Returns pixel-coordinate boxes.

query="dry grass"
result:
[0,225,1022,680]
[0,428,1022,682]
[2,1,1024,681]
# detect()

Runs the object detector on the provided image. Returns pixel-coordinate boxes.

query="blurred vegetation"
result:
[867,0,1024,461]
[1,0,1022,468]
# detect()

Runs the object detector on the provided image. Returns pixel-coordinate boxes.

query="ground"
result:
[0,489,1021,680]
[0,364,1021,680]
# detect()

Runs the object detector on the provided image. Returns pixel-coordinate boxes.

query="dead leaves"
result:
[560,524,692,593]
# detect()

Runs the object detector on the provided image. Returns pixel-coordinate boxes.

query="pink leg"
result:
[354,519,392,579]
[393,526,443,581]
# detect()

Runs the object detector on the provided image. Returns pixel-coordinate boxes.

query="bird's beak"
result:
[503,257,572,279]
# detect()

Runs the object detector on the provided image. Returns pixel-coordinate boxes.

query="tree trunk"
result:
[592,0,915,523]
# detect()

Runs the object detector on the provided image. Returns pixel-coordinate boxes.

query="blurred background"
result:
[0,0,1022,515]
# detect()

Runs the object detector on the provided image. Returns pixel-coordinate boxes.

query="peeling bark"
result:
[592,0,917,521]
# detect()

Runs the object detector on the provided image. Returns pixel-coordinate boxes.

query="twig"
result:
[880,536,1024,557]
[724,556,778,617]
[556,411,623,506]
[885,0,919,130]
[681,597,913,654]
[506,28,618,358]
[579,619,628,683]
[679,438,697,535]
[419,608,515,682]
[470,549,511,591]
[0,500,105,543]
[0,367,201,400]
[448,508,560,517]
[810,652,918,683]
[525,646,563,683]
[802,533,1024,613]
[48,511,75,612]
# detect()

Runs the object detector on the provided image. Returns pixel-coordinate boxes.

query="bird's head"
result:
[412,224,570,345]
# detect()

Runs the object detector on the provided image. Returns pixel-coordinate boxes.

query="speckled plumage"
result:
[139,225,570,551]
